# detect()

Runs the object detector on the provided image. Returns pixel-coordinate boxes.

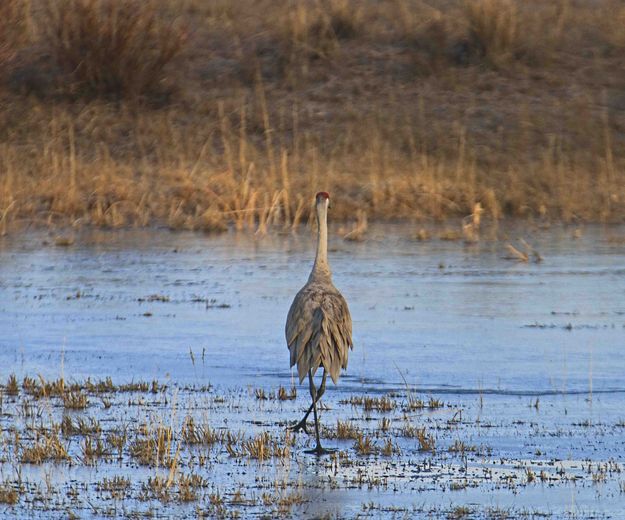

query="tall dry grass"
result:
[465,0,521,65]
[0,0,31,72]
[1,0,625,235]
[464,0,570,67]
[43,0,187,99]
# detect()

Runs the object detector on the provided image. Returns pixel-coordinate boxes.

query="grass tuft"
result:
[181,417,220,446]
[354,434,375,456]
[21,434,71,464]
[277,385,297,401]
[6,374,19,396]
[96,476,130,500]
[63,390,89,410]
[325,419,362,440]
[402,424,436,452]
[129,424,174,466]
[0,481,20,505]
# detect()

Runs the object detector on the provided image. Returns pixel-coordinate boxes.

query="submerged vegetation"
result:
[1,0,625,235]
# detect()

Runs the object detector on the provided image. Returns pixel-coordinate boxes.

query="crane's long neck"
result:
[310,201,331,281]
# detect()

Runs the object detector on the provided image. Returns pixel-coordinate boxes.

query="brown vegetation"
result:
[0,482,20,505]
[20,434,70,464]
[1,0,625,235]
[43,0,187,99]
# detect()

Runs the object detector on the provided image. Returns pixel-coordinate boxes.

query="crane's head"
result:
[315,191,330,207]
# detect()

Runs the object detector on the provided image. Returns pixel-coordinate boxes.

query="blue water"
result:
[1,224,623,396]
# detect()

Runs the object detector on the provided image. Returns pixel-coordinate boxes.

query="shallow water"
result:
[2,224,624,394]
[1,223,624,518]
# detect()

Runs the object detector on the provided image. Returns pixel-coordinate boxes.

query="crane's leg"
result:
[304,370,334,456]
[289,370,327,434]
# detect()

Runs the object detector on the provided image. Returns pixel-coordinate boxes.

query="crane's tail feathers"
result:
[289,307,351,385]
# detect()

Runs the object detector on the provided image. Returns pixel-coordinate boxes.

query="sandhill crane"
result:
[285,191,353,455]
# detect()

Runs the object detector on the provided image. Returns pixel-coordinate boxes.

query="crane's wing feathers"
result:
[286,282,353,384]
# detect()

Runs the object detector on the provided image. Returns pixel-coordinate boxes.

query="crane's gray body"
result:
[286,277,352,384]
[285,194,353,386]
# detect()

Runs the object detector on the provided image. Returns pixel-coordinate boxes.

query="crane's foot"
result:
[304,445,336,456]
[288,418,309,434]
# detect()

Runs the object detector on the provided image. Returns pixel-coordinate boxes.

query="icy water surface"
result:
[0,224,624,518]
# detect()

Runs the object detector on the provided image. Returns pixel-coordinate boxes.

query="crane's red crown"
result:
[315,191,330,201]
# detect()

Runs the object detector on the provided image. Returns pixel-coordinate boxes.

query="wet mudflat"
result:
[0,224,624,518]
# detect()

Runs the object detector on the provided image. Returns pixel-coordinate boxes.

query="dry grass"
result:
[20,433,71,464]
[181,416,220,445]
[464,0,526,66]
[80,434,109,464]
[5,374,19,396]
[96,476,131,500]
[61,415,101,436]
[242,432,273,461]
[448,506,473,519]
[448,439,477,454]
[0,481,19,505]
[63,390,89,410]
[0,5,17,72]
[1,0,625,236]
[363,396,395,412]
[0,371,623,516]
[176,473,206,502]
[354,434,375,455]
[129,423,174,466]
[107,431,127,459]
[381,438,398,456]
[405,395,445,411]
[326,419,362,440]
[343,209,368,241]
[275,0,359,80]
[344,395,396,412]
[226,431,292,461]
[43,0,187,99]
[402,424,436,452]
[277,385,297,401]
